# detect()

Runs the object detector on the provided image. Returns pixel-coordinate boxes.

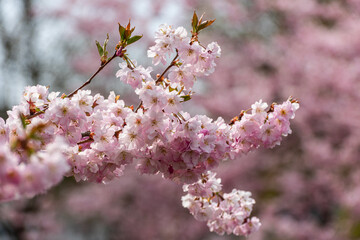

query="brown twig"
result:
[26,109,47,120]
[77,138,94,145]
[25,52,119,120]
[134,101,143,113]
[67,52,117,98]
[155,51,179,85]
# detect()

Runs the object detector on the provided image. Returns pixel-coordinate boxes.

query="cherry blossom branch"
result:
[0,13,300,239]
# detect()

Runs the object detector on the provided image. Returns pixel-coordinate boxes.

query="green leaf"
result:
[124,30,131,41]
[180,95,191,102]
[197,19,216,32]
[29,132,42,140]
[19,114,27,129]
[175,61,183,67]
[168,86,177,92]
[119,23,125,41]
[103,34,109,54]
[192,11,198,32]
[95,40,103,56]
[127,35,142,45]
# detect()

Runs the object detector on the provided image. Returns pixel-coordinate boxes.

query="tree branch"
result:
[67,52,117,98]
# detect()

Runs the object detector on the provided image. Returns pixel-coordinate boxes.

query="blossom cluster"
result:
[147,24,221,89]
[182,171,261,236]
[0,103,69,201]
[231,99,299,154]
[0,18,299,237]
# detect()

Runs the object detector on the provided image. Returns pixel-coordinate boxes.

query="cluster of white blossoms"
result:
[147,23,221,89]
[182,171,261,236]
[0,16,299,237]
